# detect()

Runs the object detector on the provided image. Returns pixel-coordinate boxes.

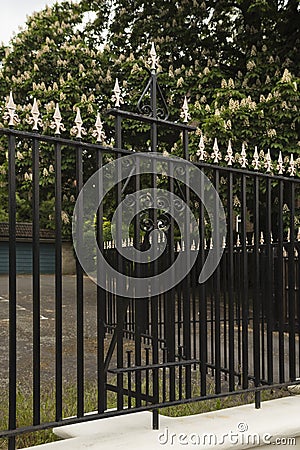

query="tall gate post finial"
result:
[137,43,169,120]
[149,42,159,72]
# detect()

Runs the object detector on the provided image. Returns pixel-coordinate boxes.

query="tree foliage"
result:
[0,0,299,231]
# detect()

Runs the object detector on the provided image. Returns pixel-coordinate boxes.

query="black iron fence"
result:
[0,46,300,449]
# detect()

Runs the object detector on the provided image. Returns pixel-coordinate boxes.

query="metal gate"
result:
[0,45,300,449]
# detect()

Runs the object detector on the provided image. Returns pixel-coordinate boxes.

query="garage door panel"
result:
[0,242,55,274]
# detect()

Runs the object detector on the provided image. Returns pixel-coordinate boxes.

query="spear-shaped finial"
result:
[180,96,190,123]
[149,42,159,71]
[92,113,106,143]
[112,78,124,108]
[288,153,296,177]
[50,103,65,135]
[196,134,206,160]
[211,137,222,163]
[225,139,234,166]
[264,149,272,173]
[277,151,284,175]
[239,143,248,168]
[3,91,20,127]
[70,107,87,139]
[252,146,260,170]
[27,98,43,131]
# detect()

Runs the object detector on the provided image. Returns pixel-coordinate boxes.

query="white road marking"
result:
[0,298,48,319]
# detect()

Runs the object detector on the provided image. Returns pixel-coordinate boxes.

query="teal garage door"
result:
[0,242,55,274]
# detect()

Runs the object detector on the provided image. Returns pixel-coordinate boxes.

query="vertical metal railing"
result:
[54,140,63,421]
[253,175,261,407]
[76,143,84,417]
[8,132,16,450]
[32,133,41,425]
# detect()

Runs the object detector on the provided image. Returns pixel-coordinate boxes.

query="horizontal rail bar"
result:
[106,383,155,403]
[108,359,200,373]
[195,161,300,183]
[1,127,299,182]
[1,381,299,439]
[107,109,197,131]
[0,128,129,154]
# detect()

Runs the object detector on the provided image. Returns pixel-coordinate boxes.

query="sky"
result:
[1,0,63,44]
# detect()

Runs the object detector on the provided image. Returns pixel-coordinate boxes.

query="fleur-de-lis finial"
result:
[180,96,190,123]
[260,232,264,244]
[3,92,20,127]
[225,139,234,166]
[264,149,272,173]
[196,134,206,160]
[288,153,296,177]
[252,146,260,170]
[239,143,248,168]
[112,78,124,108]
[211,137,222,163]
[277,151,284,175]
[92,113,106,143]
[70,107,87,139]
[27,98,43,131]
[149,42,159,71]
[50,103,65,135]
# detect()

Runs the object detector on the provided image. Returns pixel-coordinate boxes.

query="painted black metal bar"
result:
[253,176,261,407]
[266,178,273,384]
[227,172,235,392]
[288,181,296,381]
[192,265,197,368]
[162,347,167,403]
[96,150,106,413]
[222,246,228,381]
[32,135,41,425]
[54,141,63,421]
[179,129,191,399]
[241,174,248,389]
[109,359,200,373]
[199,170,207,396]
[260,237,266,382]
[107,109,196,131]
[150,71,159,430]
[133,155,142,409]
[115,113,125,411]
[214,170,221,394]
[8,133,17,450]
[277,180,285,383]
[165,161,176,404]
[76,143,84,417]
[127,351,132,409]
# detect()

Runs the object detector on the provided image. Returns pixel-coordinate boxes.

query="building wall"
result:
[62,242,76,275]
